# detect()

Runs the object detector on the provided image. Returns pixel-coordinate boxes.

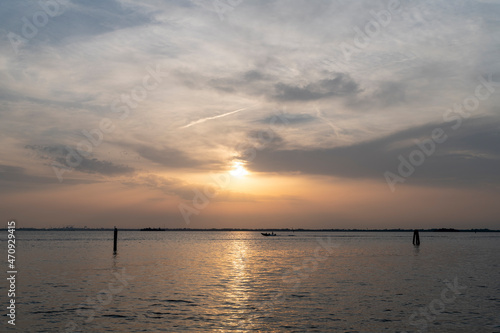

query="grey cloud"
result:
[134,145,203,169]
[246,116,500,187]
[0,92,106,113]
[257,113,316,125]
[235,129,285,162]
[208,69,268,94]
[243,70,265,81]
[372,82,407,107]
[25,144,134,175]
[0,164,43,183]
[2,0,155,49]
[347,81,407,110]
[56,157,134,175]
[25,144,67,157]
[0,164,97,190]
[184,69,360,103]
[273,73,359,101]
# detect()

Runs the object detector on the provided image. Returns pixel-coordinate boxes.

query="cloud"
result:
[180,68,360,104]
[58,157,134,175]
[246,116,500,187]
[123,173,269,203]
[25,144,134,175]
[0,163,97,191]
[133,145,204,169]
[207,69,268,93]
[359,81,407,108]
[2,0,156,51]
[273,73,359,101]
[257,113,316,125]
[0,164,47,183]
[122,173,194,200]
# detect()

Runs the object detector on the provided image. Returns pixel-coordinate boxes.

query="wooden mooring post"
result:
[412,229,420,246]
[113,227,118,253]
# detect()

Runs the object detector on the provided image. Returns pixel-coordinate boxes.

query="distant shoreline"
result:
[6,227,500,232]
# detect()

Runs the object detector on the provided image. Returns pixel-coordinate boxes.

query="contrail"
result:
[180,105,257,129]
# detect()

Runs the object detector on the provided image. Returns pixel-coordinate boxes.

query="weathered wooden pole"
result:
[412,229,420,246]
[113,227,118,253]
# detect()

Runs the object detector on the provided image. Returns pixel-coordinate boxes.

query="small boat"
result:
[261,232,277,236]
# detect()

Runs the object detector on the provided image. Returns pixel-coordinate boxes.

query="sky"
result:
[1,0,499,229]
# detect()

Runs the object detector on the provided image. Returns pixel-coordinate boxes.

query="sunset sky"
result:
[1,0,499,229]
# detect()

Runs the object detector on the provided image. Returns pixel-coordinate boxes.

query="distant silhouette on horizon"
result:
[413,229,420,246]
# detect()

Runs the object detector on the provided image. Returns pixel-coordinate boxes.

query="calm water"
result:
[1,231,499,332]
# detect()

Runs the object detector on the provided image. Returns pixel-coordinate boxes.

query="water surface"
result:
[1,231,499,332]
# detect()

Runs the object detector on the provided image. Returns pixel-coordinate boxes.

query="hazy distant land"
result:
[10,227,500,232]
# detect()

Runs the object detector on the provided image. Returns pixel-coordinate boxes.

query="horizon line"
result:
[6,227,500,232]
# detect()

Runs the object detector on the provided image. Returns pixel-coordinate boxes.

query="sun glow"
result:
[229,161,249,178]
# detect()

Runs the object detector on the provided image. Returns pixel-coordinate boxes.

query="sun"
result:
[229,161,249,178]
